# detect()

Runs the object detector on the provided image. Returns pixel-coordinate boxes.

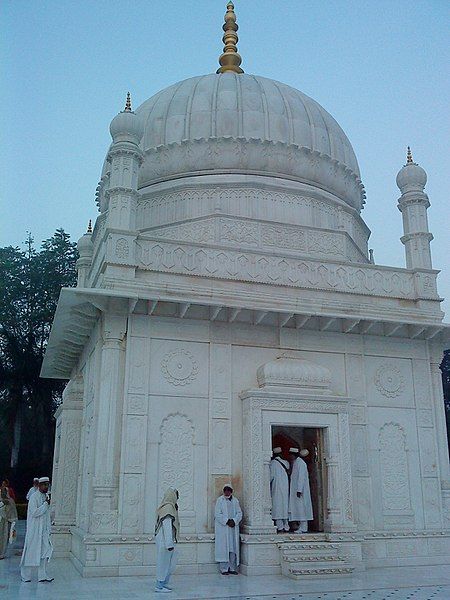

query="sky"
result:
[1,0,449,317]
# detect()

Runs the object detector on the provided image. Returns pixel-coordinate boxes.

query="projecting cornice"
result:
[41,284,450,380]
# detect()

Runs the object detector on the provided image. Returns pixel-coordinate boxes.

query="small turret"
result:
[76,220,94,286]
[396,147,433,270]
[109,92,144,145]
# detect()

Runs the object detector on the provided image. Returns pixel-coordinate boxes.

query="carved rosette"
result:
[161,349,199,386]
[374,365,405,398]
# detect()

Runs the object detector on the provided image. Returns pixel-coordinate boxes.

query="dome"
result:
[256,355,332,393]
[135,73,365,209]
[396,161,427,192]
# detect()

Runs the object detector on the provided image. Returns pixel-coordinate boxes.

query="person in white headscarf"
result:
[26,478,40,501]
[270,447,290,532]
[0,483,18,559]
[20,477,53,582]
[154,488,180,593]
[214,484,242,575]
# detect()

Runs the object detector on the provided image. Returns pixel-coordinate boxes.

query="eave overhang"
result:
[41,285,450,381]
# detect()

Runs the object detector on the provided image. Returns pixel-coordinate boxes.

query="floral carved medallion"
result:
[161,349,199,386]
[374,364,405,398]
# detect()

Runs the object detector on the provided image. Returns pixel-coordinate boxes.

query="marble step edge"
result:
[286,565,354,577]
[282,554,345,563]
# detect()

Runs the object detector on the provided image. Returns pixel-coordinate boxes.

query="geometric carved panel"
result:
[365,357,413,408]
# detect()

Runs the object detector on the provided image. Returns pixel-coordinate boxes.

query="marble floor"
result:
[1,524,449,600]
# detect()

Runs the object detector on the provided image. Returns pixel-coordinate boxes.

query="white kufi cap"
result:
[289,447,299,453]
[272,447,282,454]
[300,449,309,457]
[38,477,50,483]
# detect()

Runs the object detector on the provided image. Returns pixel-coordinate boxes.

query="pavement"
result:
[1,522,449,600]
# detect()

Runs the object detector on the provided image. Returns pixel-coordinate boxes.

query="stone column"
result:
[90,313,127,534]
[51,375,83,555]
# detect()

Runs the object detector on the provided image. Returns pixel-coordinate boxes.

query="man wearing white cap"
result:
[20,477,54,583]
[288,448,313,533]
[270,447,290,532]
[214,484,242,575]
[26,478,39,501]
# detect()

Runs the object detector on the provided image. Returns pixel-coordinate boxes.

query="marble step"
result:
[278,541,355,579]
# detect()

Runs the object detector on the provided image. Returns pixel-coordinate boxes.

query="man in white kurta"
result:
[20,477,53,582]
[26,478,39,501]
[214,485,242,574]
[154,488,179,593]
[288,448,313,533]
[270,447,290,532]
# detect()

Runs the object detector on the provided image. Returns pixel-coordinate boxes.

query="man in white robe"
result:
[288,448,313,533]
[270,447,290,532]
[214,484,242,575]
[26,478,39,501]
[20,476,53,582]
[154,488,179,593]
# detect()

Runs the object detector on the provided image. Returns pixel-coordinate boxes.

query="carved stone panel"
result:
[379,422,412,513]
[422,478,442,529]
[417,427,438,478]
[159,413,195,512]
[211,419,231,474]
[120,474,144,533]
[364,357,413,408]
[128,337,150,394]
[150,340,209,397]
[123,415,147,472]
[59,420,82,520]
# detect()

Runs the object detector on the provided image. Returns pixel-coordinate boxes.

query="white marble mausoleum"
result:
[41,2,450,579]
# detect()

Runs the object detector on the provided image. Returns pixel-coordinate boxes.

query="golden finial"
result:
[217,2,244,74]
[124,92,132,112]
[87,219,93,233]
[406,146,413,164]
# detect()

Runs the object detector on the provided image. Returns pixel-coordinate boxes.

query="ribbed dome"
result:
[137,73,360,176]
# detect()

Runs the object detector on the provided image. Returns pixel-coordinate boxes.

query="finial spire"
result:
[406,146,414,164]
[124,92,132,112]
[87,219,92,233]
[217,2,244,74]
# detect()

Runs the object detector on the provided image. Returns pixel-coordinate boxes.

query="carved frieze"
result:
[135,238,428,300]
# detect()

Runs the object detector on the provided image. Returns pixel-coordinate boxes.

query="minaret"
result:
[396,147,433,270]
[76,220,94,286]
[106,92,144,230]
[217,2,244,73]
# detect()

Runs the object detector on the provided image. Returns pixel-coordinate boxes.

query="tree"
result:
[0,229,78,497]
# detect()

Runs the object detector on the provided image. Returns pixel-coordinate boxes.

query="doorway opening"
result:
[272,425,327,533]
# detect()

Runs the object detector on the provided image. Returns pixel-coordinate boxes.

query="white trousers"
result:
[220,552,237,573]
[296,520,308,533]
[21,558,49,581]
[275,519,289,531]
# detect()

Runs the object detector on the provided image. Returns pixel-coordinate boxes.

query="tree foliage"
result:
[0,229,78,497]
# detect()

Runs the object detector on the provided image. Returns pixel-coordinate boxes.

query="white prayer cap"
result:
[33,477,39,482]
[272,447,282,454]
[38,477,50,483]
[300,449,309,457]
[289,447,299,453]
[223,483,233,490]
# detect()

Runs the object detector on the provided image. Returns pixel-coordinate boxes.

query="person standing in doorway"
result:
[288,448,313,533]
[20,477,53,582]
[26,478,40,501]
[214,484,242,575]
[154,488,180,593]
[270,447,290,532]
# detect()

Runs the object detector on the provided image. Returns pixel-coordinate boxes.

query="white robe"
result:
[155,516,178,583]
[26,487,38,501]
[20,491,53,567]
[288,457,313,521]
[270,457,289,520]
[214,496,242,565]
